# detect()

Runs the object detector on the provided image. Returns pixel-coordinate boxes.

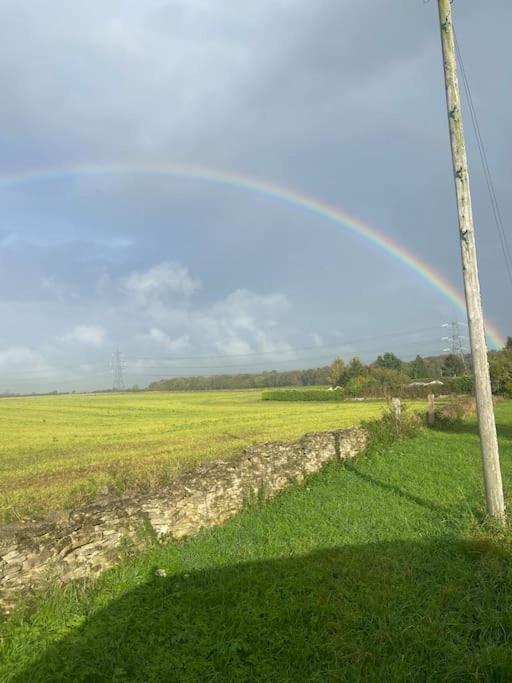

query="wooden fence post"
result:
[391,398,401,423]
[427,394,435,426]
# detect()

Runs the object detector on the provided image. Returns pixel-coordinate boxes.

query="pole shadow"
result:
[430,420,512,441]
[342,460,453,516]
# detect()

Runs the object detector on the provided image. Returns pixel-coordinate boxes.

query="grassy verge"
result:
[1,402,511,681]
[0,391,419,522]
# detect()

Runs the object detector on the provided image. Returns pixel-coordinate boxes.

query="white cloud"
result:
[129,287,293,361]
[139,328,191,353]
[0,346,60,391]
[62,325,106,347]
[0,346,51,372]
[122,261,201,305]
[194,289,292,356]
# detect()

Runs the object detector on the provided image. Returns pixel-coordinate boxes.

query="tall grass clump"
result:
[433,396,476,426]
[362,404,423,447]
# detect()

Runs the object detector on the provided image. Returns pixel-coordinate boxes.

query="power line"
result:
[0,364,109,376]
[0,370,112,380]
[0,325,447,386]
[125,344,443,374]
[0,342,443,385]
[0,325,443,381]
[454,31,512,288]
[124,342,445,377]
[0,374,112,389]
[123,337,443,372]
[122,325,441,363]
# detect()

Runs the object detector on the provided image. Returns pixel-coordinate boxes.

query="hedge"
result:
[262,389,345,402]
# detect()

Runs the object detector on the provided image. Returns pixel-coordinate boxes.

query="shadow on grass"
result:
[430,420,512,441]
[342,461,452,516]
[12,538,512,682]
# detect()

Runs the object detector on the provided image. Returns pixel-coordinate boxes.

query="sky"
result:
[0,0,510,393]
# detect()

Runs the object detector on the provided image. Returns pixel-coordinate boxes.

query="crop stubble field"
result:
[0,390,404,522]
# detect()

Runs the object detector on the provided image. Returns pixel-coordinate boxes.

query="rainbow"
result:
[0,161,505,349]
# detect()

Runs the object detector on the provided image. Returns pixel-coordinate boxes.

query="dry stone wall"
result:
[0,427,367,613]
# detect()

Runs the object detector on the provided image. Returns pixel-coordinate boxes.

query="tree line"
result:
[147,338,512,396]
[148,367,332,392]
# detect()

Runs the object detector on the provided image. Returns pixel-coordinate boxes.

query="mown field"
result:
[1,402,511,681]
[0,391,407,522]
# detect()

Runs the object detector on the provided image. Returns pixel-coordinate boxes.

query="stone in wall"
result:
[0,427,367,613]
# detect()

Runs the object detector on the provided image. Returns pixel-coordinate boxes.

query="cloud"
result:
[0,346,51,372]
[62,325,106,347]
[0,347,59,391]
[128,287,292,360]
[133,288,292,357]
[122,261,201,305]
[138,328,191,353]
[193,289,291,356]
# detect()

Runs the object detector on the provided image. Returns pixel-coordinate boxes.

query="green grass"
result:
[0,391,404,522]
[1,402,511,681]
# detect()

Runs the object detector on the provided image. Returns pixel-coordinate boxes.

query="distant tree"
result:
[422,355,443,379]
[445,374,474,394]
[148,365,332,392]
[328,357,346,387]
[488,349,512,395]
[314,366,332,386]
[409,355,429,379]
[346,357,367,380]
[300,367,331,386]
[506,336,512,349]
[345,375,375,397]
[441,354,465,377]
[300,368,316,386]
[369,366,410,391]
[333,367,407,398]
[373,352,402,372]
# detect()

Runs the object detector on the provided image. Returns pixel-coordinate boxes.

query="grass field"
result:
[0,391,402,522]
[1,402,511,681]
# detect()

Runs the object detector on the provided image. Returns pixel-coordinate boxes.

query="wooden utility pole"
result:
[436,0,505,520]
